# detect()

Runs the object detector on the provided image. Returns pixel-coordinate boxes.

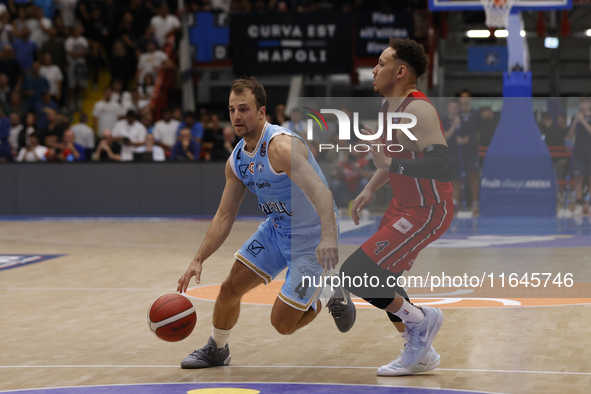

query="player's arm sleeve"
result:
[388,144,453,183]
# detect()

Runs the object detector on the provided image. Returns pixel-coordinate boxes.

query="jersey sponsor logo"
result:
[258,200,294,216]
[0,254,64,271]
[246,181,255,190]
[374,240,390,255]
[239,164,249,178]
[255,181,271,189]
[260,141,267,157]
[298,262,317,275]
[393,217,413,234]
[249,162,255,174]
[481,178,552,190]
[256,161,265,173]
[246,240,265,256]
[397,164,404,175]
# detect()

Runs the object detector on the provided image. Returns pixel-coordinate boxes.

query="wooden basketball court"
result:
[1,217,590,394]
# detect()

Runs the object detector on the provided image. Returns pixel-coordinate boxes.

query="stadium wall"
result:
[0,163,263,217]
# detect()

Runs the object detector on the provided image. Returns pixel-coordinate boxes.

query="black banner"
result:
[356,11,414,58]
[230,13,352,75]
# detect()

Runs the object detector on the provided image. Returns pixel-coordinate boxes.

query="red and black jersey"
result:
[381,91,453,208]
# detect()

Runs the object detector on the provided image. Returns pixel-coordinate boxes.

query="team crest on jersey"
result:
[249,162,255,174]
[260,141,267,157]
[256,162,265,173]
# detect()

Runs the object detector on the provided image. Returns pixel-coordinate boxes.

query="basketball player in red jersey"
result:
[340,38,454,376]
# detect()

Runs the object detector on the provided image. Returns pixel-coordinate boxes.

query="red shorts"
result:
[361,199,454,273]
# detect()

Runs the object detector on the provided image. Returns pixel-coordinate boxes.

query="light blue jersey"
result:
[230,122,336,233]
[229,122,338,311]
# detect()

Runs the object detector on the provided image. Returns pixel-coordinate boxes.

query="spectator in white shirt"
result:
[111,110,147,161]
[92,87,124,138]
[39,53,63,102]
[27,6,52,47]
[16,132,47,162]
[0,6,13,48]
[136,40,168,84]
[152,107,180,152]
[65,23,88,110]
[57,0,77,29]
[123,89,150,114]
[71,112,95,155]
[138,73,155,100]
[150,4,180,49]
[8,113,23,156]
[134,134,165,162]
[110,79,133,109]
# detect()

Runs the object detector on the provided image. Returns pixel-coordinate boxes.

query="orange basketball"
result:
[148,294,197,342]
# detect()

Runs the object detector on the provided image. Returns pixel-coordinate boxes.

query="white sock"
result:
[211,327,231,348]
[393,299,425,323]
[318,283,335,310]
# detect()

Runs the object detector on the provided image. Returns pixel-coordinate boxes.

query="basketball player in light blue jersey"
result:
[177,77,356,369]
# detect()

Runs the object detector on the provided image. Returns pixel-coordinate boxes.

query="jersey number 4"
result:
[374,241,390,255]
[294,280,309,299]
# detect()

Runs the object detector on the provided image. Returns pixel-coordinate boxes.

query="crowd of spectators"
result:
[0,0,240,163]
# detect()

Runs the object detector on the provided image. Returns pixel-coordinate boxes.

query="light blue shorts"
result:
[235,219,329,311]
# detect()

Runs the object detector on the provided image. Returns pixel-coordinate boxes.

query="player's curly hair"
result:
[388,38,429,79]
[231,76,267,109]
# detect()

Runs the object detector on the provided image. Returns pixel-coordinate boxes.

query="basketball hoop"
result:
[481,0,516,29]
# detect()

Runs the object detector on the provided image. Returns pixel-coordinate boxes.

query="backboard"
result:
[429,0,572,11]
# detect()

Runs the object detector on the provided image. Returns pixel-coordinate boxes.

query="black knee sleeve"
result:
[340,248,407,309]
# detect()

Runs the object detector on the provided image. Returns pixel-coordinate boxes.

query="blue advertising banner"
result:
[480,73,557,216]
[467,46,508,72]
[189,12,230,62]
[356,11,414,57]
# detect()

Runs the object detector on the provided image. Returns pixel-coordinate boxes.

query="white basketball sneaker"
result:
[399,306,443,368]
[377,346,441,376]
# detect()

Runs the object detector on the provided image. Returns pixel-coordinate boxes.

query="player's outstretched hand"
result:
[360,126,392,171]
[316,238,338,270]
[177,261,203,294]
[351,188,373,225]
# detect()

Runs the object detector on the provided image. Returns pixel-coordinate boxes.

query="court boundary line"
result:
[0,365,590,376]
[0,380,508,394]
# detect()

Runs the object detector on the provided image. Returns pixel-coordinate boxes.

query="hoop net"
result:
[481,0,516,28]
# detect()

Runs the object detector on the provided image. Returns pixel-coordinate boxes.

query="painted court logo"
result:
[302,107,417,153]
[0,254,63,271]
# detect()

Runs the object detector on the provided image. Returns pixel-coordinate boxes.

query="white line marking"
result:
[0,365,589,376]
